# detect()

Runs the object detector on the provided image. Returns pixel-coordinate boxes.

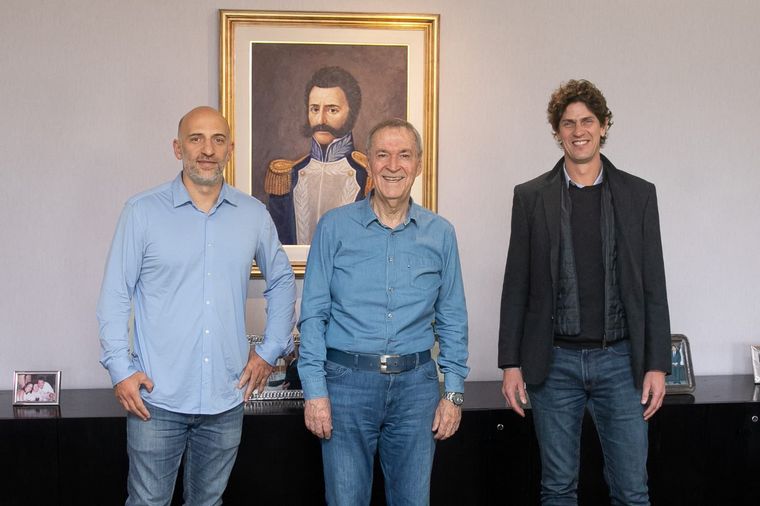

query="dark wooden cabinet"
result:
[0,418,59,505]
[647,401,760,505]
[1,376,758,505]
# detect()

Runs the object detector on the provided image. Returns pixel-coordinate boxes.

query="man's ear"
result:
[173,139,182,160]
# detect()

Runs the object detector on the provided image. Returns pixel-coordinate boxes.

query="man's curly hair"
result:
[547,79,613,146]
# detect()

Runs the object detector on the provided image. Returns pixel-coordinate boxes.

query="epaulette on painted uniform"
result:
[351,151,373,196]
[265,155,307,195]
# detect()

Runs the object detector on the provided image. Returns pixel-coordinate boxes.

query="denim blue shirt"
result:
[97,173,296,414]
[297,196,469,399]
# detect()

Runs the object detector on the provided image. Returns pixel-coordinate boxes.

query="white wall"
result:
[2,0,759,389]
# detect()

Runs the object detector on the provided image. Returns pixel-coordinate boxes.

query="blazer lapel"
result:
[604,157,634,244]
[602,156,640,288]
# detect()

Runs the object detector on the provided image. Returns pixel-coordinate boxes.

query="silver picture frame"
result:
[751,345,760,384]
[246,334,303,401]
[12,370,61,406]
[666,334,695,394]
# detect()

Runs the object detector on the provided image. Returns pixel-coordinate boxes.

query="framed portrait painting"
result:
[220,10,440,276]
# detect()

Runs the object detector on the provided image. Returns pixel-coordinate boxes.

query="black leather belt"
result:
[326,349,431,374]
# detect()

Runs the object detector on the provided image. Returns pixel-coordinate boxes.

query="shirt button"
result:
[206,300,211,305]
[205,329,210,334]
[207,272,212,276]
[387,312,393,319]
[388,256,394,263]
[204,357,209,363]
[387,287,393,292]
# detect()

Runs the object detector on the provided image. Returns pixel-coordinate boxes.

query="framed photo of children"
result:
[13,371,61,406]
[666,335,695,394]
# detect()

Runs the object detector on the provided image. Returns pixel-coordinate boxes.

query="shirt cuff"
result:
[443,373,465,393]
[255,336,290,366]
[106,359,138,387]
[301,376,328,400]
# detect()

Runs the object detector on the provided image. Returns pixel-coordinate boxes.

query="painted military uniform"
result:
[266,133,371,245]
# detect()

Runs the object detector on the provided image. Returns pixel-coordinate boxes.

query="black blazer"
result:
[498,155,671,387]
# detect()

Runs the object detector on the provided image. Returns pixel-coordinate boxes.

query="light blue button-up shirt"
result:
[97,173,296,414]
[297,196,469,400]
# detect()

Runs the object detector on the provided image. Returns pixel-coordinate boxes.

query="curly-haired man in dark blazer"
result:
[498,79,671,506]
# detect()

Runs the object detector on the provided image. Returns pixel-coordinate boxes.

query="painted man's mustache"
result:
[311,124,342,136]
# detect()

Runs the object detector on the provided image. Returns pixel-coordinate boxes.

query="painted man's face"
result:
[307,86,350,146]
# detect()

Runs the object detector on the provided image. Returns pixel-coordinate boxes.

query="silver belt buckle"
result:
[379,354,400,373]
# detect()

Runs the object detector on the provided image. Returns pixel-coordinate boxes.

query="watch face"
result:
[446,392,464,405]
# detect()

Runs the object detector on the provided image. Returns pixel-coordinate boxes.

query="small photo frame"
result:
[666,334,695,394]
[751,345,760,384]
[12,371,61,406]
[246,334,303,401]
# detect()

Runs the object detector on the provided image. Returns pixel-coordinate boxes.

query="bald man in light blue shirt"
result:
[97,106,295,505]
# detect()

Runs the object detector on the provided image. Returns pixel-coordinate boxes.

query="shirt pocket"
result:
[405,254,443,291]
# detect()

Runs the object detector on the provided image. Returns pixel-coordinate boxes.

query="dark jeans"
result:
[527,340,649,506]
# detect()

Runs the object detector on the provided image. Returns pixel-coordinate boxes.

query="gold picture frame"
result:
[219,10,440,277]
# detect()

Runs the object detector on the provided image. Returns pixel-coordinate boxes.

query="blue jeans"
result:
[527,340,649,506]
[321,358,440,506]
[126,402,244,506]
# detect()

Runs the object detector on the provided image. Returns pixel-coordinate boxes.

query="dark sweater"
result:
[556,184,605,347]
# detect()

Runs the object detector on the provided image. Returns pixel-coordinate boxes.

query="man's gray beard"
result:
[185,165,224,186]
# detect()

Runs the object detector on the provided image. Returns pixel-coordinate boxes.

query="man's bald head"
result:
[177,106,230,139]
[173,106,234,188]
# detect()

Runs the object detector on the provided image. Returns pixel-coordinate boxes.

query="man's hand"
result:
[432,398,462,440]
[114,372,154,421]
[641,370,666,420]
[304,397,332,439]
[238,348,274,401]
[501,367,528,417]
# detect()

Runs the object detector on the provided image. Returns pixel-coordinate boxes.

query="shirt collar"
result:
[171,172,238,210]
[310,132,355,163]
[563,163,604,188]
[359,192,418,228]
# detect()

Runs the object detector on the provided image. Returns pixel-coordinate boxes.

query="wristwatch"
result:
[442,391,464,406]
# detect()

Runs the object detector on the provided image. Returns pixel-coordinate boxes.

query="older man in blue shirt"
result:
[298,118,468,505]
[97,106,295,505]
